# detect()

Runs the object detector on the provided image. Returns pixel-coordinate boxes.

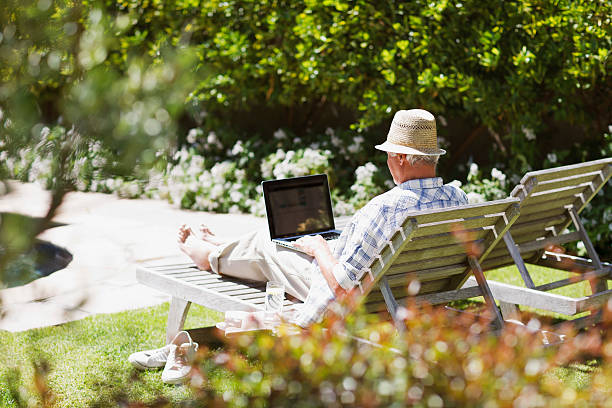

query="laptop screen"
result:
[262,174,335,239]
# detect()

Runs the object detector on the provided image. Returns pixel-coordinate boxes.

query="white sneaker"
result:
[128,344,172,370]
[161,331,199,384]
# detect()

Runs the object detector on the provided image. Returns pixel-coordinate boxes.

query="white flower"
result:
[438,115,447,127]
[210,184,224,199]
[273,129,287,140]
[325,127,335,137]
[546,153,557,163]
[466,192,485,204]
[608,124,612,133]
[469,163,479,177]
[173,147,190,162]
[334,200,355,216]
[40,126,50,138]
[127,182,140,197]
[76,179,87,191]
[230,190,243,202]
[211,161,232,181]
[229,205,241,214]
[235,169,245,181]
[231,140,244,156]
[347,136,364,154]
[448,180,462,188]
[490,168,506,186]
[186,128,199,144]
[522,126,536,141]
[207,131,222,149]
[92,157,105,168]
[355,163,376,182]
[105,178,118,190]
[89,141,102,153]
[331,135,342,148]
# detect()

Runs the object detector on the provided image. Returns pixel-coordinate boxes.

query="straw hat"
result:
[375,109,446,156]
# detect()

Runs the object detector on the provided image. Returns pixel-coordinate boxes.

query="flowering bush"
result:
[3,122,610,258]
[261,147,332,180]
[459,162,509,204]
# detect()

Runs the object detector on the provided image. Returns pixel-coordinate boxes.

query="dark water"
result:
[1,240,73,288]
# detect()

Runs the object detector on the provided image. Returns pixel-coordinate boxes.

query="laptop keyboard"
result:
[320,231,341,240]
[285,231,340,242]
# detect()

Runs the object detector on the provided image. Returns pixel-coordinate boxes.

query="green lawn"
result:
[0,303,226,407]
[0,263,601,407]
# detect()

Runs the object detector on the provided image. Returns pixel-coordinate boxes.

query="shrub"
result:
[127,302,612,407]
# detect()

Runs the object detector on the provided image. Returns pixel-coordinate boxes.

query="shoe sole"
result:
[129,359,165,370]
[162,376,189,385]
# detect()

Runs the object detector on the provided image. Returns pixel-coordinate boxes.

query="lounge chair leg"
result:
[568,207,607,294]
[379,277,406,331]
[468,256,504,330]
[166,297,191,344]
[499,301,520,321]
[503,232,536,289]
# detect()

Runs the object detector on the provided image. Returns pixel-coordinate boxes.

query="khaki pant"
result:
[208,229,314,301]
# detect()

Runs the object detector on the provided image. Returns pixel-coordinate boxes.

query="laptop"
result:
[262,174,342,253]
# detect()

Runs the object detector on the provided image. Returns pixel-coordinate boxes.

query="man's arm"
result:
[293,235,346,298]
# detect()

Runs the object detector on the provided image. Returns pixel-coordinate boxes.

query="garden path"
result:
[0,181,266,332]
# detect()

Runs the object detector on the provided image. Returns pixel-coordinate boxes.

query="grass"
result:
[0,303,225,407]
[0,263,603,406]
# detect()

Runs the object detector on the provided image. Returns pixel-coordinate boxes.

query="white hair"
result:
[405,154,439,166]
[389,152,439,166]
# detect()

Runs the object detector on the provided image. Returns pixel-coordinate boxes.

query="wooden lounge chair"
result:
[472,158,612,328]
[353,198,520,331]
[137,197,520,343]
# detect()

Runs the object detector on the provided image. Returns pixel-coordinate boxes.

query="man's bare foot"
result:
[177,224,218,271]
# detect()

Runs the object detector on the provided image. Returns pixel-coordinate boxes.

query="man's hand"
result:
[294,235,345,298]
[293,234,328,257]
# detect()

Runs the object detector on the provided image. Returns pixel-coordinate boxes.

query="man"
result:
[177,109,468,327]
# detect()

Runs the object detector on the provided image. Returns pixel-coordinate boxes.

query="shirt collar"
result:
[397,177,443,190]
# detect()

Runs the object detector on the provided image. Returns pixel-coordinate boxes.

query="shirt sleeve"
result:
[333,203,388,286]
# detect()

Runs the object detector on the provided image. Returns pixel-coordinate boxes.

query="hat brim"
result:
[375,141,446,156]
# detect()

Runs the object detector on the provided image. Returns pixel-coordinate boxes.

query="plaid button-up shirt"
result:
[294,177,468,327]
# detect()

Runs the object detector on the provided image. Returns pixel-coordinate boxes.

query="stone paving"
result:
[0,181,266,332]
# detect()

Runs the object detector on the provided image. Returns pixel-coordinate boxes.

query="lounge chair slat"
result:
[409,200,516,224]
[385,264,467,285]
[160,267,201,275]
[517,231,582,253]
[534,268,611,292]
[386,255,469,276]
[366,279,448,304]
[413,286,485,306]
[395,241,483,264]
[465,277,580,315]
[509,206,567,224]
[412,216,498,238]
[530,171,604,194]
[521,158,611,183]
[518,196,576,216]
[521,183,594,206]
[406,229,489,250]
